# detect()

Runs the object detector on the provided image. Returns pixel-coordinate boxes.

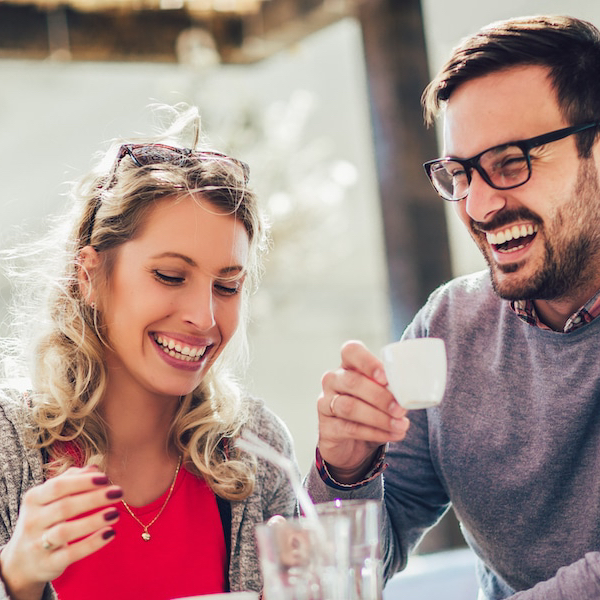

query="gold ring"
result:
[41,532,56,551]
[329,394,340,417]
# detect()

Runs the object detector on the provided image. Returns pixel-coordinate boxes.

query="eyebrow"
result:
[151,252,246,276]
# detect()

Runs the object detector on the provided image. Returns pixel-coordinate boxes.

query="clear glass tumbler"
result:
[315,499,383,600]
[256,513,351,600]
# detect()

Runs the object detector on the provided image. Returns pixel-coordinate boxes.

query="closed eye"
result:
[153,270,185,285]
[215,282,241,296]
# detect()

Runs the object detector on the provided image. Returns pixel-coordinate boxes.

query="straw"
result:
[235,430,320,523]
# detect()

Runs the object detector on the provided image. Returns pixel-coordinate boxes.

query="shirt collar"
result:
[510,288,600,333]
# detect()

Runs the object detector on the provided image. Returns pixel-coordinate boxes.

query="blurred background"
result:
[2,0,600,559]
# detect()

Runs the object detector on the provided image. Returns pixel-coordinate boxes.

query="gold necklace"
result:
[119,455,182,542]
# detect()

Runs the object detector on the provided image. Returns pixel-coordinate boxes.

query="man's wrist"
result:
[326,454,379,483]
[315,444,388,490]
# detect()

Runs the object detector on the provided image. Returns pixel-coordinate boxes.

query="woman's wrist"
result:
[0,549,45,600]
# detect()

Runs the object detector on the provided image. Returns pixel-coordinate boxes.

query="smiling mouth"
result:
[153,334,208,362]
[485,224,539,254]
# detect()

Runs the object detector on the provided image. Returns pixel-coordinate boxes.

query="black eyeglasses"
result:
[423,121,600,201]
[86,143,250,244]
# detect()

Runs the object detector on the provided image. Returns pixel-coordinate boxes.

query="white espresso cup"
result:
[381,337,447,409]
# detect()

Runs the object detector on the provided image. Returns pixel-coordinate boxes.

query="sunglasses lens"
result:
[122,144,249,184]
[130,145,191,167]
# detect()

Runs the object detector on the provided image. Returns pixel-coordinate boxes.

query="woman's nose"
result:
[182,284,216,330]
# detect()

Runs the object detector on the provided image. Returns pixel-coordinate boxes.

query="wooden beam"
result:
[0,0,351,63]
[357,0,452,339]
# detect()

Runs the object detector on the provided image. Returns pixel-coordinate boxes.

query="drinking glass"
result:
[256,514,351,600]
[315,499,383,600]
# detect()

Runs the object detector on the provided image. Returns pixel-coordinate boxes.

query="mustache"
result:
[470,208,543,234]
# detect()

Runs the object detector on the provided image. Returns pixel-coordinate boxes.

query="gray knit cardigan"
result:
[0,388,298,599]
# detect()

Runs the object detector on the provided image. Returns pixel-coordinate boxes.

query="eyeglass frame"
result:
[423,121,600,201]
[115,143,250,184]
[86,143,250,245]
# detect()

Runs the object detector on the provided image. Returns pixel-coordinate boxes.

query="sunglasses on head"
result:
[114,144,250,184]
[86,143,250,244]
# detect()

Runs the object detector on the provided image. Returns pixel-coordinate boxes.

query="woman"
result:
[0,105,298,600]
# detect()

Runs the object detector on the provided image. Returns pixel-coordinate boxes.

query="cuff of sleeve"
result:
[315,444,388,491]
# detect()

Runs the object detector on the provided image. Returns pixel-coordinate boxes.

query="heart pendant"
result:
[142,532,151,541]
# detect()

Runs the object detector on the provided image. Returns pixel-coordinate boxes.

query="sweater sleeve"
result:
[253,402,299,521]
[504,553,600,600]
[0,389,56,600]
[228,397,300,593]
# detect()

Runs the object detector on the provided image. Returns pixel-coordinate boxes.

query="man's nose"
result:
[464,170,507,224]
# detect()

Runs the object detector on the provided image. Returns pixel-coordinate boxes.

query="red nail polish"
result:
[106,488,123,500]
[104,509,119,522]
[92,475,109,485]
[102,529,116,541]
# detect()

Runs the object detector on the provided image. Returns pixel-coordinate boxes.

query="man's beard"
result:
[471,160,600,302]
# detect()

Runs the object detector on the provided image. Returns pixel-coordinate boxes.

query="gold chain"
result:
[119,455,182,542]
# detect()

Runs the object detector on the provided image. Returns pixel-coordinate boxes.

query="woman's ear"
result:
[77,246,101,306]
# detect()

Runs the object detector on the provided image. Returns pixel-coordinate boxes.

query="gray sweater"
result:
[0,388,298,599]
[306,270,600,599]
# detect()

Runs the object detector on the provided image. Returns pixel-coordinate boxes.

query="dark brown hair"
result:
[422,15,600,156]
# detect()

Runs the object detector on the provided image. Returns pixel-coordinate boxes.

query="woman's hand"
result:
[317,340,410,483]
[0,465,122,600]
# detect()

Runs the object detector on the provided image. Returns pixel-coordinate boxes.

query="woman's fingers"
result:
[26,467,120,508]
[34,483,123,530]
[0,467,122,594]
[50,526,117,567]
[41,506,120,551]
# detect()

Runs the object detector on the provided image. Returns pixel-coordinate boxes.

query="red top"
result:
[53,466,227,600]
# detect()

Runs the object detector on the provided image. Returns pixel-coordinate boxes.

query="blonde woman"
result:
[0,105,298,600]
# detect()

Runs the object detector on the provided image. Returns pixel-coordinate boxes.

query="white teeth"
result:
[486,224,538,246]
[153,335,207,362]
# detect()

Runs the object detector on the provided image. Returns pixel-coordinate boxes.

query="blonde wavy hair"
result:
[7,104,267,501]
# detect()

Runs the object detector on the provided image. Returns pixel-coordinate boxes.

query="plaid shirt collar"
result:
[510,288,600,333]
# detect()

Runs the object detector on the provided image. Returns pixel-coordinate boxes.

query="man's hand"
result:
[317,340,410,483]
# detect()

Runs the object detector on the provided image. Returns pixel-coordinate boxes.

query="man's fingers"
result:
[321,367,403,418]
[340,340,388,386]
[328,395,409,439]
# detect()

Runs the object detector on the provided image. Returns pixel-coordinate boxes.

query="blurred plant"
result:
[194,88,358,322]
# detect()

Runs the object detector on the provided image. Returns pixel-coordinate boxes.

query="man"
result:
[305,15,600,599]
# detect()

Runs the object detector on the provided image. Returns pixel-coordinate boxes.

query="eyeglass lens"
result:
[431,144,530,200]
